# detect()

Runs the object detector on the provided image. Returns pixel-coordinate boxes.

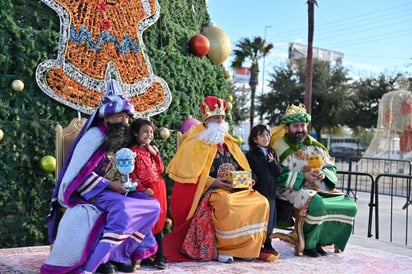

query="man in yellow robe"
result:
[164,96,273,263]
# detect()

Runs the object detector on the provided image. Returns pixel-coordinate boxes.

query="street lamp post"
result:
[260,25,272,123]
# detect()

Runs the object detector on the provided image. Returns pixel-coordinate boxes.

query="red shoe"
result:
[258,250,280,262]
[262,247,280,257]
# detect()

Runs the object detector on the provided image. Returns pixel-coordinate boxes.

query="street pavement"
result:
[350,191,412,254]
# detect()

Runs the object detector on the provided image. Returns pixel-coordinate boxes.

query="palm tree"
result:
[304,0,318,114]
[231,37,274,130]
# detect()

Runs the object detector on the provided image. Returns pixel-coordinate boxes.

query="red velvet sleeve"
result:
[154,153,164,173]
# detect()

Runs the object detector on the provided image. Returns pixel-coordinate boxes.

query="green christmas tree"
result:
[0,0,229,248]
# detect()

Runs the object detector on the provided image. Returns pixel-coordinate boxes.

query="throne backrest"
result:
[55,118,87,179]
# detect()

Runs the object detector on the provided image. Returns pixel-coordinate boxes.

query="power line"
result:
[321,29,412,49]
[315,5,412,32]
[315,18,411,41]
[262,3,412,64]
[270,2,412,39]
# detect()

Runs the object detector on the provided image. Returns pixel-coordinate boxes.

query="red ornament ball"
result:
[189,35,210,57]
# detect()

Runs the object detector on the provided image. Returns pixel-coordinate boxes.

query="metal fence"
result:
[334,156,412,247]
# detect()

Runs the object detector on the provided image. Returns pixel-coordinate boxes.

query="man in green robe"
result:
[271,103,358,258]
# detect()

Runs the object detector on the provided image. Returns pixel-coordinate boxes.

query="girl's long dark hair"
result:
[130,118,156,145]
[248,124,271,149]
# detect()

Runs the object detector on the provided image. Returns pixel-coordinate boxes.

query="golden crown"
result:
[201,96,226,120]
[284,103,308,116]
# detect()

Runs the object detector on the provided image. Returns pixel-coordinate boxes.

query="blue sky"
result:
[207,0,412,78]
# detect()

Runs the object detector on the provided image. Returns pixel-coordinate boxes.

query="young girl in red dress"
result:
[130,118,167,269]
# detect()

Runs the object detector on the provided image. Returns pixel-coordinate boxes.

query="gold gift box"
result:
[228,171,253,189]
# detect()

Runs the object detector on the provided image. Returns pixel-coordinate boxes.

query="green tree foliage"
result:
[0,0,228,247]
[0,0,76,248]
[260,59,351,141]
[260,59,412,143]
[342,73,405,130]
[228,82,249,125]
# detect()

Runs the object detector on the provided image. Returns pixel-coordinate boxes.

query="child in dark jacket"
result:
[246,124,283,256]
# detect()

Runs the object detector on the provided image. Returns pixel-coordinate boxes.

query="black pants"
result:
[155,232,164,262]
[276,198,294,228]
[264,199,276,248]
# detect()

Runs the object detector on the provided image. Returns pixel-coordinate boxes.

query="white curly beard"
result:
[198,121,229,144]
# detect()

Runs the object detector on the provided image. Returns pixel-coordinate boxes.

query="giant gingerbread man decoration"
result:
[36,0,171,117]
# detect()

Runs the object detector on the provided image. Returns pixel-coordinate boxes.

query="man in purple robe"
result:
[41,79,160,274]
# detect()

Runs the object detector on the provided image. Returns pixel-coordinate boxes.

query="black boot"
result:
[95,262,116,274]
[263,241,279,256]
[154,257,166,270]
[109,261,135,273]
[316,243,328,256]
[303,248,320,258]
[154,232,166,269]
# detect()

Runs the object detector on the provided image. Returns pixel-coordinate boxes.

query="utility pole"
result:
[305,0,317,115]
[260,25,272,123]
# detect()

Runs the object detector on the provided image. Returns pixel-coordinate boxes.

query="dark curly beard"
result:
[286,130,307,144]
[101,122,131,153]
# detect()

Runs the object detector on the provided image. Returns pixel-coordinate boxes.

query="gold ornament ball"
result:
[40,155,57,173]
[203,25,231,65]
[159,127,171,140]
[226,102,233,111]
[0,129,3,141]
[11,80,24,92]
[228,95,234,102]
